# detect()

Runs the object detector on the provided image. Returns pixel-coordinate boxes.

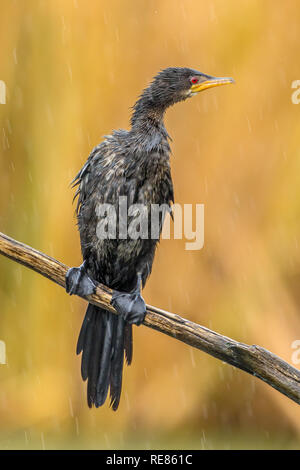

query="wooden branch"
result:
[0,231,299,405]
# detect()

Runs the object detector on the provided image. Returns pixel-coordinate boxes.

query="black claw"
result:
[66,264,97,297]
[111,290,146,326]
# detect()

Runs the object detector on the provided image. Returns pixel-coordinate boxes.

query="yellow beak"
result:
[191,76,235,94]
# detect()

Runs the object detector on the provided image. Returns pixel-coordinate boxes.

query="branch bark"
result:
[0,231,299,404]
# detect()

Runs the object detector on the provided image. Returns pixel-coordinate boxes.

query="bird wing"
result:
[72,132,173,286]
[73,133,173,222]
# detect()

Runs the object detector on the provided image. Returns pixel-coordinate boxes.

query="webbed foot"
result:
[66,262,97,297]
[111,274,146,326]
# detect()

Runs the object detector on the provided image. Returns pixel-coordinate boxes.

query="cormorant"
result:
[66,67,234,410]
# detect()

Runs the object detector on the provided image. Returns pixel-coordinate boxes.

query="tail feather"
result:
[96,312,114,406]
[80,311,95,381]
[76,303,93,355]
[110,316,126,410]
[77,304,132,410]
[86,312,104,407]
[124,322,133,365]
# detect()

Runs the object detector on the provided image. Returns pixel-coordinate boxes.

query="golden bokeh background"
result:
[0,0,300,449]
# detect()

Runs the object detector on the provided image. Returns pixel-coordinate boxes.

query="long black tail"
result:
[76,304,132,410]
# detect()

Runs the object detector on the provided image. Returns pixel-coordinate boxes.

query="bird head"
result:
[131,67,234,127]
[149,67,234,107]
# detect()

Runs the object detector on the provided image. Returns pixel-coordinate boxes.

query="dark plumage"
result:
[66,67,234,410]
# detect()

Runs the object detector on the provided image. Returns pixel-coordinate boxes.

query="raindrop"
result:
[6,118,12,134]
[189,347,196,368]
[209,4,217,23]
[104,432,111,449]
[68,396,74,417]
[202,404,208,419]
[67,64,73,83]
[41,432,45,450]
[12,48,17,64]
[246,116,252,133]
[75,416,79,436]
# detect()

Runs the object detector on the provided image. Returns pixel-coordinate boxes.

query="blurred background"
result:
[0,0,300,450]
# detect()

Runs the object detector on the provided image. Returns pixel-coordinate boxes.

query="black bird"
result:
[66,67,234,410]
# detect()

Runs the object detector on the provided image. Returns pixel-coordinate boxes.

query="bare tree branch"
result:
[0,231,299,404]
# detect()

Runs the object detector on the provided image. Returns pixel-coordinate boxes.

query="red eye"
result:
[191,77,199,84]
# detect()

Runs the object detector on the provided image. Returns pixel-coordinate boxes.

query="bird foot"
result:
[111,290,146,325]
[66,263,97,296]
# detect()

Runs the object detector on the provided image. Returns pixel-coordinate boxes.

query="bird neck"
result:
[131,98,166,129]
[129,83,175,155]
[130,94,170,149]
